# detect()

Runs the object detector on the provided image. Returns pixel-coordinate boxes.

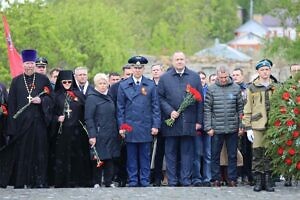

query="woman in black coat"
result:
[52,70,91,188]
[85,73,120,188]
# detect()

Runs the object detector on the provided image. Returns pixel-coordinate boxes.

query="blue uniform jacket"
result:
[117,76,161,143]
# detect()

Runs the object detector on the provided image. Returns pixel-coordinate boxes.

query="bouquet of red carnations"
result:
[165,84,202,127]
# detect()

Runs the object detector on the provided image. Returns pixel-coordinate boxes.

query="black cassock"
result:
[0,73,52,188]
[0,83,8,147]
[52,89,91,187]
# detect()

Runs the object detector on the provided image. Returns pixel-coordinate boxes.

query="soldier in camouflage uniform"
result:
[243,59,280,192]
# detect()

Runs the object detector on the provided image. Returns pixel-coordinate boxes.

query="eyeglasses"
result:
[62,80,72,84]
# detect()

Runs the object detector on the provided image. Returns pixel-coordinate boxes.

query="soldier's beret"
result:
[256,59,273,70]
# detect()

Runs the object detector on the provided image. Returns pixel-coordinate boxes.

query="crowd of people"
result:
[0,48,299,191]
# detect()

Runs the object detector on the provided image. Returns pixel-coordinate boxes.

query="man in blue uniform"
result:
[117,56,161,187]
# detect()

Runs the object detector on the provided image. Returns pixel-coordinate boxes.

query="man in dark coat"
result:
[158,51,204,186]
[0,49,52,188]
[117,56,161,187]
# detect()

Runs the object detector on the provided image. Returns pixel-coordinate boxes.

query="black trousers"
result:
[92,159,114,186]
[239,135,253,181]
[153,135,165,183]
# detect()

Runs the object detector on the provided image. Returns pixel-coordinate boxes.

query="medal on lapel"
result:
[141,86,147,96]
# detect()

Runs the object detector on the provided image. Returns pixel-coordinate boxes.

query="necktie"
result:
[80,85,84,92]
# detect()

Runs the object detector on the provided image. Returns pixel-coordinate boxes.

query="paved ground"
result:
[0,182,299,200]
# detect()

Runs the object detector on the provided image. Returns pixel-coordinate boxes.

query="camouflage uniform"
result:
[243,76,279,172]
[243,74,279,192]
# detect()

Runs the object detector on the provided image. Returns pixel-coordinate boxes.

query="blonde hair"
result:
[93,73,108,85]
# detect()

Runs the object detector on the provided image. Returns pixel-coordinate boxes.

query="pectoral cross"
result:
[27,95,33,103]
[65,105,72,119]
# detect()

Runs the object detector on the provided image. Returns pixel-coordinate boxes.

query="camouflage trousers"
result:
[252,147,271,173]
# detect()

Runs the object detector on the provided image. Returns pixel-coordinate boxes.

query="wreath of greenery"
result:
[265,72,300,179]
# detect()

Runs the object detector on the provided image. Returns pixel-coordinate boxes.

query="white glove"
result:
[247,130,254,143]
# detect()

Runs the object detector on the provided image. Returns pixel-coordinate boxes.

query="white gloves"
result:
[247,130,254,143]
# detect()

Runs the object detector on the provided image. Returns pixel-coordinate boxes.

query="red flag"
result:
[2,15,23,77]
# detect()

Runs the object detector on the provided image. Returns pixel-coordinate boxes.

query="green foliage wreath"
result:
[265,72,300,179]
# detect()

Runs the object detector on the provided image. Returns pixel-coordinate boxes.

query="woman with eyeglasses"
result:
[51,70,91,188]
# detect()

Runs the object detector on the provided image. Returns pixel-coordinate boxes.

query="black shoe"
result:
[118,180,127,187]
[284,178,292,187]
[202,182,211,187]
[193,182,203,187]
[153,180,161,187]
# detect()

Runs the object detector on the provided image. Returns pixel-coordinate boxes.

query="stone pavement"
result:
[0,182,299,200]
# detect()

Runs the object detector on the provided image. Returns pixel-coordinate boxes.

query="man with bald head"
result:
[158,51,203,187]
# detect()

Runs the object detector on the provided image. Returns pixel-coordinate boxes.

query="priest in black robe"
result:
[0,49,52,188]
[52,70,91,188]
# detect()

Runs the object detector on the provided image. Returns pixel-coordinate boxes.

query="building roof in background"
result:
[235,19,269,38]
[261,14,295,27]
[228,32,264,45]
[194,39,252,62]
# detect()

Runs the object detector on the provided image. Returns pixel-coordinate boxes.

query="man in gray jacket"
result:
[204,66,244,187]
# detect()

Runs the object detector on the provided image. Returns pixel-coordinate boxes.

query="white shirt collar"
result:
[132,76,142,84]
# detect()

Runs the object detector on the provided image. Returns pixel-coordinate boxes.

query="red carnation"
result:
[286,120,295,127]
[277,147,284,156]
[282,92,290,101]
[292,131,299,138]
[293,108,300,115]
[288,148,296,156]
[296,96,300,104]
[284,158,292,166]
[120,123,133,133]
[43,86,51,95]
[0,105,8,116]
[286,140,293,146]
[67,91,78,101]
[279,106,287,114]
[189,87,202,102]
[274,120,281,127]
[297,162,300,170]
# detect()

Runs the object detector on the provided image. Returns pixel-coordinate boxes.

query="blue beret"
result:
[21,49,37,62]
[128,56,148,65]
[256,59,273,70]
[35,57,48,65]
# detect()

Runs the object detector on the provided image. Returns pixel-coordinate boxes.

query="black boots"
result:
[264,172,275,192]
[253,172,263,192]
[253,172,274,192]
